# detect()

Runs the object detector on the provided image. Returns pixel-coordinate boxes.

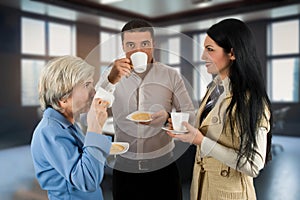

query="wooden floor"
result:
[0,135,299,200]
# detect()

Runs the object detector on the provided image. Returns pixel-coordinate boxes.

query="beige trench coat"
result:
[190,77,269,200]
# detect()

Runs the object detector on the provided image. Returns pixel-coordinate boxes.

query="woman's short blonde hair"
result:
[38,55,95,111]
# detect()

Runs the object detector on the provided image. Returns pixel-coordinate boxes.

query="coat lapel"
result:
[198,76,232,138]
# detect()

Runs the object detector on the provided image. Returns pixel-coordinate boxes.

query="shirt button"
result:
[212,117,218,123]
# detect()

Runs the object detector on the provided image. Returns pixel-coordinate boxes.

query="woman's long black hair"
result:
[207,18,273,168]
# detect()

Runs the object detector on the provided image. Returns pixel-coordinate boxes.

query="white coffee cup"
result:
[130,52,148,73]
[171,112,189,132]
[94,87,115,108]
[78,88,114,127]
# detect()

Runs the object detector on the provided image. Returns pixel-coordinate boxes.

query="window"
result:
[22,18,45,55]
[269,20,299,55]
[269,58,299,102]
[193,33,206,63]
[49,23,74,56]
[158,36,181,65]
[267,19,300,102]
[192,33,212,101]
[166,37,180,65]
[99,31,123,74]
[21,17,76,106]
[21,59,45,105]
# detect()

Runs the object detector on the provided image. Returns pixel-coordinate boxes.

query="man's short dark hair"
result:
[121,18,154,41]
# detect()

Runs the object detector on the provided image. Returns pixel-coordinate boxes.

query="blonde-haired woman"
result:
[31,55,111,200]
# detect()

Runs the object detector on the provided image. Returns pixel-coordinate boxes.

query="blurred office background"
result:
[0,0,300,199]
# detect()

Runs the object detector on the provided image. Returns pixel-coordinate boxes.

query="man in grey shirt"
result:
[97,18,195,200]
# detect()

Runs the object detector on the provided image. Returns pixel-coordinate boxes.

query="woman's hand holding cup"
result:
[166,121,204,145]
[87,98,108,134]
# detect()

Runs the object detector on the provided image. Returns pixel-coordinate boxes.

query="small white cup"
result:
[94,87,115,108]
[130,52,148,73]
[171,112,189,132]
[78,88,114,127]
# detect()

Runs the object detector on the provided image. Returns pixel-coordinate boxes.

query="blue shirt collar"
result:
[43,107,73,129]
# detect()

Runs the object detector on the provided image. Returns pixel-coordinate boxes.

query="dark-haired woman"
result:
[167,18,272,200]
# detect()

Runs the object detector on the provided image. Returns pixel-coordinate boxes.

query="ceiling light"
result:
[100,0,123,4]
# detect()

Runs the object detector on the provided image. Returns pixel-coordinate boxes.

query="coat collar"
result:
[195,75,232,128]
[209,75,232,98]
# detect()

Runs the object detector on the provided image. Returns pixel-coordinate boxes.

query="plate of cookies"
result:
[110,142,129,155]
[126,111,153,122]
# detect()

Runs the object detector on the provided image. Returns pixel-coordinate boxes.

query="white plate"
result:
[126,111,153,122]
[109,142,129,155]
[161,126,188,134]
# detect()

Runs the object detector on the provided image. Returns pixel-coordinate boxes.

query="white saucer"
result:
[126,111,153,122]
[109,142,129,155]
[161,126,188,134]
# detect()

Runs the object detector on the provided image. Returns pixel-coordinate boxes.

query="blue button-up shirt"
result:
[31,108,111,200]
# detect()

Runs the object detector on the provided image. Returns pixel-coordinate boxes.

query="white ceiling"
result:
[88,0,241,18]
[1,0,300,31]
